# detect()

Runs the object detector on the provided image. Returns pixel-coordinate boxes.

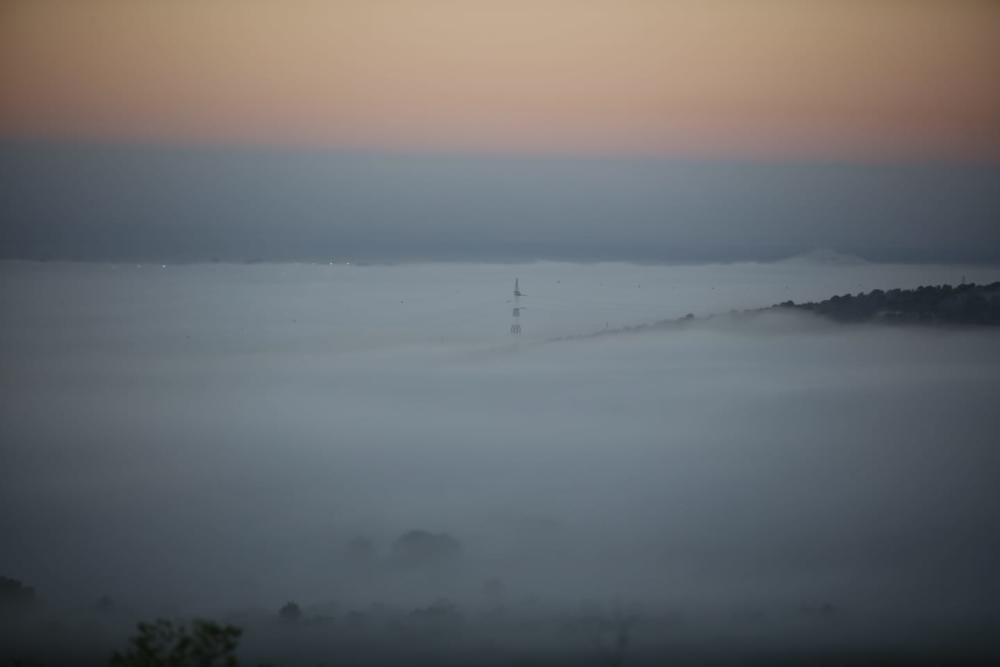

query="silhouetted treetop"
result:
[278,601,303,623]
[390,530,462,569]
[0,576,36,612]
[109,618,243,667]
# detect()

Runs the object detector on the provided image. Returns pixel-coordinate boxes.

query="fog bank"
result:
[2,260,999,662]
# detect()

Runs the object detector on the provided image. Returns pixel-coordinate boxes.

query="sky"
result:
[1,1,999,263]
[2,0,999,160]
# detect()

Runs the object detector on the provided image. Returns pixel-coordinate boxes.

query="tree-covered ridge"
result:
[774,282,1000,325]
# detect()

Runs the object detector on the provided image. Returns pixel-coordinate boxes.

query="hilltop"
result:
[546,282,1000,343]
[773,282,1000,325]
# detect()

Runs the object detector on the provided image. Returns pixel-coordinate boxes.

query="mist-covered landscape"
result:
[3,1,1000,664]
[3,258,999,665]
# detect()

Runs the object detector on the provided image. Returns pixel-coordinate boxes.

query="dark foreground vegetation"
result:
[773,282,1000,325]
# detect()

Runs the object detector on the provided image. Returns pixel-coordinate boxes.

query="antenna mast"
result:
[510,278,523,335]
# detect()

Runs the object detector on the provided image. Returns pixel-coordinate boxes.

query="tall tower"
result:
[510,278,523,335]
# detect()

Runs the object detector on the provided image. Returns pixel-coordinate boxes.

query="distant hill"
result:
[547,282,1000,344]
[772,282,1000,325]
[777,248,869,266]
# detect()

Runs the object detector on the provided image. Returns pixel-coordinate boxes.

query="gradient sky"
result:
[2,0,999,161]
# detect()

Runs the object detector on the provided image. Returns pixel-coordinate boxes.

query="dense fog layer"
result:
[2,259,999,662]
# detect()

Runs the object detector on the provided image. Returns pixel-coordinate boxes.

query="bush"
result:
[109,618,243,667]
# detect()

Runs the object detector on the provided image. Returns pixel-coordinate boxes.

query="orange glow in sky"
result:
[1,0,998,160]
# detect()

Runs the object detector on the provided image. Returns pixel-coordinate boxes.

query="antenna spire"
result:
[510,278,523,335]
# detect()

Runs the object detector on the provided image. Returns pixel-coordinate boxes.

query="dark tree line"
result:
[775,282,1000,325]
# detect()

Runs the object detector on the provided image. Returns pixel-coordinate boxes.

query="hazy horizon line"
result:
[5,135,1000,170]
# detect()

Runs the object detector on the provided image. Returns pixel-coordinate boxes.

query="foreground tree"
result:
[109,618,242,667]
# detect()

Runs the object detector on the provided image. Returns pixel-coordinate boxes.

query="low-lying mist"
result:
[2,259,999,664]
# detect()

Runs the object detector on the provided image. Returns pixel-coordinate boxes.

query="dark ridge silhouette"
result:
[546,282,1000,344]
[773,282,1000,325]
